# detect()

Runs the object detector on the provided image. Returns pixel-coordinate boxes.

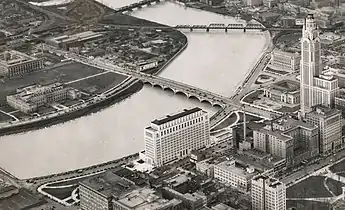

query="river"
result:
[0,1,267,179]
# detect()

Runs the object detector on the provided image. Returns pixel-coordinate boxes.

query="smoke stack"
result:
[4,51,10,61]
[243,111,246,141]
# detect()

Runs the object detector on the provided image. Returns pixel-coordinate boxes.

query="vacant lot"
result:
[67,72,128,94]
[287,176,332,198]
[42,186,76,200]
[0,63,105,104]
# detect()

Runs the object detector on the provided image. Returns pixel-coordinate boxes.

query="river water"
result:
[0,1,267,179]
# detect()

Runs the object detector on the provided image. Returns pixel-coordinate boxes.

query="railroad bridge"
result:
[114,0,165,13]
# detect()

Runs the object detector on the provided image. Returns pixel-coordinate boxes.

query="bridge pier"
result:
[206,28,209,32]
[225,28,227,33]
[190,28,193,32]
[243,28,246,33]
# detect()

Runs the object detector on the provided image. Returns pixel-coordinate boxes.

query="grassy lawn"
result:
[211,112,238,131]
[242,90,263,104]
[41,186,77,200]
[325,178,345,196]
[330,159,345,173]
[287,176,332,198]
[287,200,332,210]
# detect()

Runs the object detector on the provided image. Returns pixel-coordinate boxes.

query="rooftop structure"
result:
[152,107,202,125]
[113,188,182,210]
[270,50,300,72]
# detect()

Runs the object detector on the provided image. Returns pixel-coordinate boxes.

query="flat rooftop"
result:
[308,105,341,117]
[253,175,284,189]
[255,128,293,142]
[270,79,300,93]
[49,31,104,44]
[80,171,136,199]
[152,107,202,126]
[273,116,316,130]
[216,160,257,179]
[0,50,36,66]
[272,50,300,58]
[116,188,181,210]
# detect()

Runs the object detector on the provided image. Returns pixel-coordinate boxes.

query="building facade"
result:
[6,83,80,113]
[251,175,286,210]
[79,172,136,210]
[300,14,339,117]
[270,50,300,72]
[144,107,210,167]
[306,105,343,156]
[253,117,319,166]
[263,80,300,105]
[0,50,43,78]
[214,160,256,192]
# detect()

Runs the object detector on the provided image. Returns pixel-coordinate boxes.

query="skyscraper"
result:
[300,14,339,117]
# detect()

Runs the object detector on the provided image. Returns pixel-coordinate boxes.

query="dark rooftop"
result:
[80,171,137,199]
[152,107,202,125]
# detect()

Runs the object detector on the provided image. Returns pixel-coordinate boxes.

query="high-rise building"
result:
[144,107,210,167]
[300,14,339,117]
[306,105,343,156]
[251,175,286,210]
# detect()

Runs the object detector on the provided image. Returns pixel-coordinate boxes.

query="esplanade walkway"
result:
[41,44,240,109]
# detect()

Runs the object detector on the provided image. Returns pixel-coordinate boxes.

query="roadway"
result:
[41,44,239,109]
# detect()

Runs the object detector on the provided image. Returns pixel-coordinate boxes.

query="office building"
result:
[270,50,300,72]
[6,83,80,113]
[113,188,182,210]
[253,116,319,166]
[214,159,257,192]
[251,175,286,210]
[144,107,210,167]
[335,89,345,117]
[79,171,137,210]
[0,50,43,78]
[300,14,339,117]
[306,105,343,155]
[323,67,345,88]
[46,31,104,49]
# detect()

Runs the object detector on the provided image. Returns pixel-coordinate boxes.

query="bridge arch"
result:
[212,103,223,109]
[188,95,202,102]
[175,90,189,98]
[200,99,214,107]
[162,86,176,94]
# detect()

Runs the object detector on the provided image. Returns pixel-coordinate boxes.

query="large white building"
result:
[0,50,43,78]
[214,159,257,192]
[270,50,300,72]
[251,175,286,210]
[6,83,80,113]
[144,107,210,167]
[300,14,339,117]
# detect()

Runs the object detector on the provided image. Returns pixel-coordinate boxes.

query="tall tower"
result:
[300,14,322,117]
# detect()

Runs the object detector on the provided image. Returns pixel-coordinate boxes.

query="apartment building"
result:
[251,175,286,210]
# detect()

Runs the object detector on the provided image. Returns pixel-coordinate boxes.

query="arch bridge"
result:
[136,73,238,108]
